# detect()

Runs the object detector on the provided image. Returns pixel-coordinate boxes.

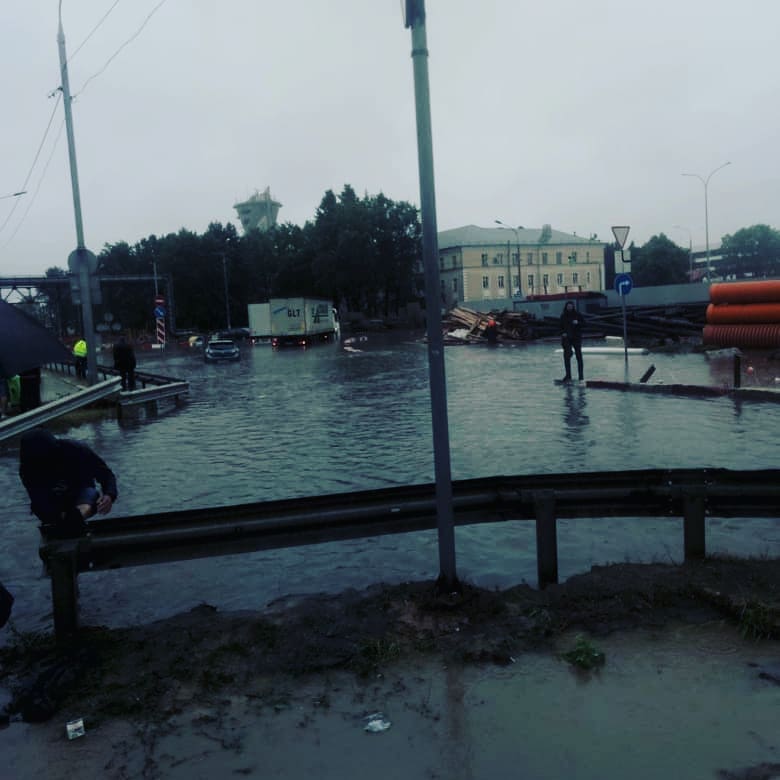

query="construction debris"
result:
[442,304,708,346]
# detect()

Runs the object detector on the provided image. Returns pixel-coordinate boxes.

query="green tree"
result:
[719,224,780,279]
[631,234,689,286]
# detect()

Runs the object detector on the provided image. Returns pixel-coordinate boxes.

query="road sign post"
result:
[153,297,166,349]
[614,272,633,366]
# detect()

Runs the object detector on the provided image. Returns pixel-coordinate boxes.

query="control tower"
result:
[233,187,282,233]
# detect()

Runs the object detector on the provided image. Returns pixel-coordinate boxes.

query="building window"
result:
[543,273,549,287]
[452,254,457,268]
[542,252,548,265]
[439,257,444,270]
[556,252,562,264]
[498,275,505,289]
[481,254,488,266]
[494,254,502,265]
[556,273,563,284]
[586,251,590,262]
[586,272,591,284]
[527,274,534,289]
[572,272,579,284]
[527,253,533,265]
[512,252,519,265]
[440,279,445,291]
[482,276,489,289]
[570,251,578,264]
[452,278,458,291]
[512,274,519,290]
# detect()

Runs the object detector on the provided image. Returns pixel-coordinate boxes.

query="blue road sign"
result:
[153,306,166,318]
[615,273,633,296]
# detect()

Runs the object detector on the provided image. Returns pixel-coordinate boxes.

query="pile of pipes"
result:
[703,281,780,348]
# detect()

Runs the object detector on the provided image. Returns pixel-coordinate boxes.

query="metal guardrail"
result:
[40,467,780,640]
[0,377,122,442]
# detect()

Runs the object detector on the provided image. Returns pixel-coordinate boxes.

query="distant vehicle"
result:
[204,338,240,362]
[253,297,338,347]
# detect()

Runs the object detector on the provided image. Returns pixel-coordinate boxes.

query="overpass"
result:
[0,274,178,333]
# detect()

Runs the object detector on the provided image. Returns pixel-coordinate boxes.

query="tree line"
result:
[622,224,780,287]
[46,185,422,336]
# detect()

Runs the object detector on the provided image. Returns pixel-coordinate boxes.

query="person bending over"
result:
[19,428,118,539]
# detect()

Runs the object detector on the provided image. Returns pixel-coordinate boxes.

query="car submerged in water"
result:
[204,338,240,362]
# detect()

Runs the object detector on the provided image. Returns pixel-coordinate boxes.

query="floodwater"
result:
[1,334,779,639]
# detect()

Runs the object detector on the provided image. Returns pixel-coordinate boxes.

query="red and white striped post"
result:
[154,296,166,350]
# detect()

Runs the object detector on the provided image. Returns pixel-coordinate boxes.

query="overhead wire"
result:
[3,0,169,246]
[0,92,62,236]
[74,0,170,98]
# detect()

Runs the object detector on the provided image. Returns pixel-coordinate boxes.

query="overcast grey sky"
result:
[2,1,778,276]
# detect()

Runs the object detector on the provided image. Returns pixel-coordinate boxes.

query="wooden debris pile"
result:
[442,303,708,345]
[442,307,538,342]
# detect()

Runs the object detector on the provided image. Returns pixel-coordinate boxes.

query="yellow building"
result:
[437,224,606,309]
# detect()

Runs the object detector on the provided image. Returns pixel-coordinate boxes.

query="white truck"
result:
[247,302,272,341]
[248,298,338,346]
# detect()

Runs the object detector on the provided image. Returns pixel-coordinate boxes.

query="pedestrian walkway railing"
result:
[46,361,189,417]
[39,467,780,640]
[0,377,122,443]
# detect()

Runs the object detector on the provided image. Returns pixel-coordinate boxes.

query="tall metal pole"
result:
[58,9,97,384]
[495,220,521,299]
[406,0,458,590]
[682,161,730,284]
[222,254,231,331]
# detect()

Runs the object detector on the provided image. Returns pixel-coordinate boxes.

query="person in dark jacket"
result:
[19,429,118,538]
[112,336,137,391]
[559,300,585,382]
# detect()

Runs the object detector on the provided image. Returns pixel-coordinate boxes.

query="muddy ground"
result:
[1,556,778,730]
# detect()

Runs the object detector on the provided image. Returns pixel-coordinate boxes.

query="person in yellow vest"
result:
[73,338,87,379]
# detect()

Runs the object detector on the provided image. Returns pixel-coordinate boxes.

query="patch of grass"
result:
[561,635,606,670]
[206,641,251,665]
[352,637,402,675]
[739,601,775,640]
[252,619,280,649]
[200,667,236,691]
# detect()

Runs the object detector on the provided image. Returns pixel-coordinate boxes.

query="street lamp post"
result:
[221,254,231,331]
[495,220,520,298]
[673,225,693,280]
[682,162,731,283]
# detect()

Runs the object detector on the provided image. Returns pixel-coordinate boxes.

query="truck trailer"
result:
[249,298,337,346]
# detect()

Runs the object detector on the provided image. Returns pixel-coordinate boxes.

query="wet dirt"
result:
[0,557,778,779]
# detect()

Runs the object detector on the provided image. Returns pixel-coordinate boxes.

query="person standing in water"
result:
[559,300,585,382]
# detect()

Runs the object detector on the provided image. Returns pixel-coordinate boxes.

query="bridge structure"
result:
[0,274,177,334]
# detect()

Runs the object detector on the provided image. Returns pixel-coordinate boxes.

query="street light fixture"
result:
[672,225,693,280]
[0,190,27,200]
[495,220,521,297]
[682,161,731,283]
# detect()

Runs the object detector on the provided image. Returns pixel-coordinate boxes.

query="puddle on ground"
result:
[1,622,777,780]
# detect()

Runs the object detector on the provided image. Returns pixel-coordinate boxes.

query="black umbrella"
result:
[0,300,72,377]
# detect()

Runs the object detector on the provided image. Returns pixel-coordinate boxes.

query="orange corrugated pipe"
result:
[710,280,780,305]
[703,324,780,348]
[706,302,780,324]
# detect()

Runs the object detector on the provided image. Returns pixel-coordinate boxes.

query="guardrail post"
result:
[47,541,80,641]
[683,492,706,560]
[534,491,558,588]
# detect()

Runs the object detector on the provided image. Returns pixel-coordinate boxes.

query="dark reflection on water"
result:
[1,334,779,637]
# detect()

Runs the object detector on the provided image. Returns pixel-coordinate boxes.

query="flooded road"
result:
[1,334,779,637]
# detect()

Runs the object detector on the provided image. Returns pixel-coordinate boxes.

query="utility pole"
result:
[58,7,99,384]
[404,0,458,591]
